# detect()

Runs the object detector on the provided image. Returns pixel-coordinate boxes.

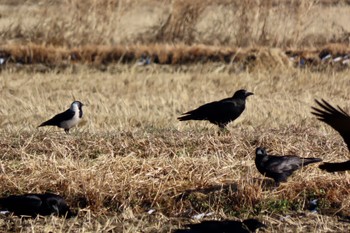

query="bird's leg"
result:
[273,180,280,189]
[218,125,229,135]
[64,129,70,134]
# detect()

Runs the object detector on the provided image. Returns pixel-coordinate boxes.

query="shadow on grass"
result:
[175,178,279,202]
[175,183,239,202]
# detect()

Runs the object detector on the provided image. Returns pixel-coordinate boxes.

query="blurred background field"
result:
[1,0,350,47]
[0,0,350,232]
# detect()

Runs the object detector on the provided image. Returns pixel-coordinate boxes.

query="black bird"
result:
[0,193,74,218]
[319,160,350,172]
[178,89,253,130]
[173,219,266,233]
[255,147,322,186]
[38,101,84,133]
[311,99,350,172]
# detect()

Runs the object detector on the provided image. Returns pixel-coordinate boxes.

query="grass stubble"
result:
[0,0,350,232]
[0,66,350,232]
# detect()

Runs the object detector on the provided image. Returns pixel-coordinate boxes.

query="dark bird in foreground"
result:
[255,147,322,186]
[173,219,266,233]
[178,89,253,130]
[312,99,350,172]
[38,101,84,133]
[319,160,350,172]
[0,193,74,218]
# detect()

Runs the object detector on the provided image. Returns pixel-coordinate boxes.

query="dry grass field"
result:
[1,0,350,232]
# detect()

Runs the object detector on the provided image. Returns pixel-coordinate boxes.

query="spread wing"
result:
[311,99,350,151]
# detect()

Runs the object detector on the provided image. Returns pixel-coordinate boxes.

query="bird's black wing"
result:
[311,99,350,151]
[39,109,75,127]
[178,99,244,123]
[214,99,245,120]
[0,195,42,216]
[319,160,350,172]
[263,156,301,174]
[178,100,222,121]
[201,100,244,124]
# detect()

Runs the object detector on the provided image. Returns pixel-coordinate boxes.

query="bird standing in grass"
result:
[255,147,322,186]
[38,101,84,133]
[311,99,350,172]
[178,89,253,130]
[173,219,266,233]
[0,193,74,218]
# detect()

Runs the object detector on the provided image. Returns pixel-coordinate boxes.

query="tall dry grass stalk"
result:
[0,0,349,47]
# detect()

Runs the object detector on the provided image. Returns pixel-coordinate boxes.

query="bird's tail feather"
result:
[38,122,48,127]
[319,161,350,172]
[38,123,45,128]
[177,114,202,121]
[0,198,5,207]
[178,112,206,121]
[38,119,55,127]
[302,158,322,166]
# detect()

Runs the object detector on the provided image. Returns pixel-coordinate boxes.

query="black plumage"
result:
[0,193,74,218]
[311,99,350,172]
[39,109,74,127]
[255,147,322,186]
[319,161,350,172]
[38,101,84,133]
[178,89,253,129]
[173,219,266,233]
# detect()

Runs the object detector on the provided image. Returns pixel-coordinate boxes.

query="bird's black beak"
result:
[246,92,254,97]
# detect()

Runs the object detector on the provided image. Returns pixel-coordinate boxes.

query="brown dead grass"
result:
[0,0,350,47]
[0,43,349,72]
[1,0,350,232]
[1,65,350,232]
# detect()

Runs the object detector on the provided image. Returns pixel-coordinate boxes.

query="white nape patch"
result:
[60,102,82,129]
[70,102,80,112]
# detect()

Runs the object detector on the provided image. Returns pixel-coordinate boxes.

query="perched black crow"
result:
[38,101,84,133]
[311,99,350,172]
[255,147,322,186]
[173,219,266,233]
[178,89,253,130]
[0,193,74,218]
